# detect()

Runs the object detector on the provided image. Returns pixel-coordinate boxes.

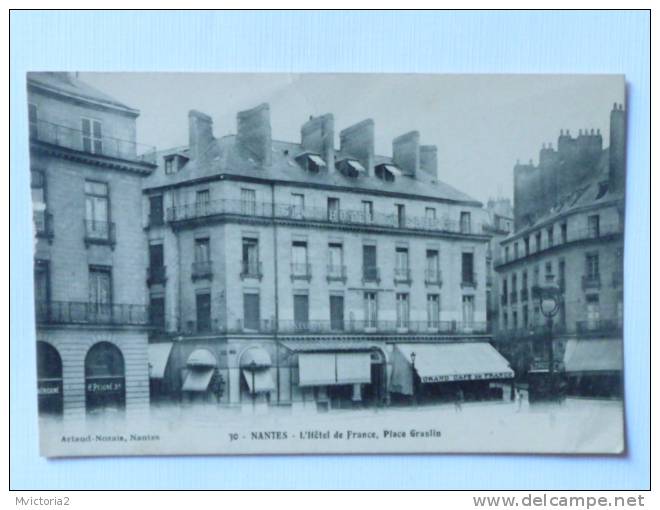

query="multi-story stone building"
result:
[144,106,514,409]
[29,72,156,418]
[494,104,625,398]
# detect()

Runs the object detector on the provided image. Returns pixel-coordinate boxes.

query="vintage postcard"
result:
[27,72,625,456]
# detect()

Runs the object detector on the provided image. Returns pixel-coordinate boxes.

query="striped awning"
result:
[564,338,622,373]
[298,352,371,387]
[182,368,214,392]
[148,342,173,379]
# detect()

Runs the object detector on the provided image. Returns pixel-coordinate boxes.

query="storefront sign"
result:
[86,379,124,394]
[38,380,62,396]
[421,372,514,383]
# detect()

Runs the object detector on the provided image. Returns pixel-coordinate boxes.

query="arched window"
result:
[36,341,63,415]
[85,342,125,414]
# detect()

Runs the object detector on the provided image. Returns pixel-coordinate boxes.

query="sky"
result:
[81,73,624,203]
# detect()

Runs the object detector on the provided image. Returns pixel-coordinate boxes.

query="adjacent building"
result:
[29,73,156,418]
[144,106,514,410]
[494,104,625,397]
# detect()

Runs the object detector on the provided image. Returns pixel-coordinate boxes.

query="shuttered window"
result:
[243,293,260,330]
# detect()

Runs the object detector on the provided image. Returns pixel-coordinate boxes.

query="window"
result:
[558,259,565,290]
[396,204,406,228]
[617,293,623,328]
[533,265,540,286]
[535,231,542,251]
[150,296,165,330]
[291,241,309,278]
[547,226,554,247]
[533,306,540,326]
[362,245,378,281]
[149,243,164,268]
[330,295,344,330]
[522,270,528,290]
[461,252,474,285]
[545,261,553,279]
[514,242,519,259]
[28,103,38,138]
[364,292,378,328]
[586,253,599,279]
[196,292,211,332]
[242,238,259,277]
[502,276,508,297]
[425,207,437,226]
[195,238,210,262]
[502,311,508,330]
[396,293,410,328]
[85,180,109,239]
[149,195,164,226]
[164,157,174,175]
[362,201,374,223]
[293,294,309,330]
[505,246,510,262]
[395,247,409,281]
[327,197,340,222]
[427,294,440,328]
[243,293,260,331]
[586,294,600,329]
[524,236,530,256]
[34,260,50,308]
[523,305,529,328]
[81,118,103,154]
[512,310,518,329]
[291,193,305,218]
[462,295,475,328]
[241,188,256,215]
[588,215,600,238]
[426,249,440,283]
[196,189,210,216]
[561,222,567,243]
[89,266,112,320]
[460,211,472,234]
[511,273,518,301]
[327,243,344,279]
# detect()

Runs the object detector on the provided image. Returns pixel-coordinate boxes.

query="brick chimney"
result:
[188,110,214,161]
[339,119,375,176]
[237,103,272,166]
[301,114,335,171]
[419,145,437,179]
[392,131,420,177]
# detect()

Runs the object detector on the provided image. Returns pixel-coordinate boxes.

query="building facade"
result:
[494,104,625,398]
[29,73,156,418]
[144,106,514,409]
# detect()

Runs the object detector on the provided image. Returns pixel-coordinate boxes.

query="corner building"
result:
[29,73,156,418]
[144,105,514,409]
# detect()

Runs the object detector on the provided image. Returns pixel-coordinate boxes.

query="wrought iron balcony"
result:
[84,220,115,247]
[30,119,156,163]
[275,320,489,335]
[35,300,149,326]
[362,266,380,284]
[326,265,347,283]
[582,274,601,290]
[147,266,167,285]
[424,269,442,286]
[240,261,263,280]
[394,267,412,284]
[290,263,312,281]
[191,260,213,280]
[34,210,54,240]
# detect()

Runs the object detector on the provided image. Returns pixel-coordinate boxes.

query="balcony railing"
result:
[425,269,442,286]
[582,274,601,290]
[576,319,623,335]
[460,273,477,288]
[612,270,623,288]
[494,223,623,267]
[362,266,380,283]
[35,300,149,326]
[291,263,312,281]
[394,267,412,284]
[30,119,156,163]
[326,265,347,282]
[191,260,213,280]
[166,198,486,236]
[84,220,116,247]
[240,261,263,280]
[147,266,167,285]
[34,210,54,240]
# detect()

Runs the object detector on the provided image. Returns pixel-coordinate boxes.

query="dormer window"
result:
[375,163,402,182]
[336,158,365,178]
[164,153,189,175]
[295,152,326,173]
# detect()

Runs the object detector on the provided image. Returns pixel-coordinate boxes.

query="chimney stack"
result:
[188,110,214,161]
[419,145,438,179]
[237,103,272,166]
[339,119,375,176]
[301,114,335,171]
[392,131,420,177]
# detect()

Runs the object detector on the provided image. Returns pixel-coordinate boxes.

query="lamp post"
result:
[410,351,417,405]
[535,273,561,399]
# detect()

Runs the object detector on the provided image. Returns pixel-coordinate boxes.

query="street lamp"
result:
[410,351,417,405]
[535,273,561,398]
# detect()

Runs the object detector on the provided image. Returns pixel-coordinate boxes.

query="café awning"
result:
[298,352,371,387]
[148,342,173,379]
[564,338,622,373]
[187,349,217,368]
[242,369,275,393]
[240,347,272,369]
[391,343,514,395]
[181,368,214,392]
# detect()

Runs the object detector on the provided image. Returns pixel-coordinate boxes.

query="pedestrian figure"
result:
[516,388,524,412]
[454,388,464,412]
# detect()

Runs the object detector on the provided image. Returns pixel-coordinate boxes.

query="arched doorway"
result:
[85,342,125,414]
[36,341,63,416]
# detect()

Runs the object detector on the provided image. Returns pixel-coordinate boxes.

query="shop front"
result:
[36,341,63,416]
[390,342,515,403]
[84,341,126,415]
[563,338,623,398]
[148,342,174,402]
